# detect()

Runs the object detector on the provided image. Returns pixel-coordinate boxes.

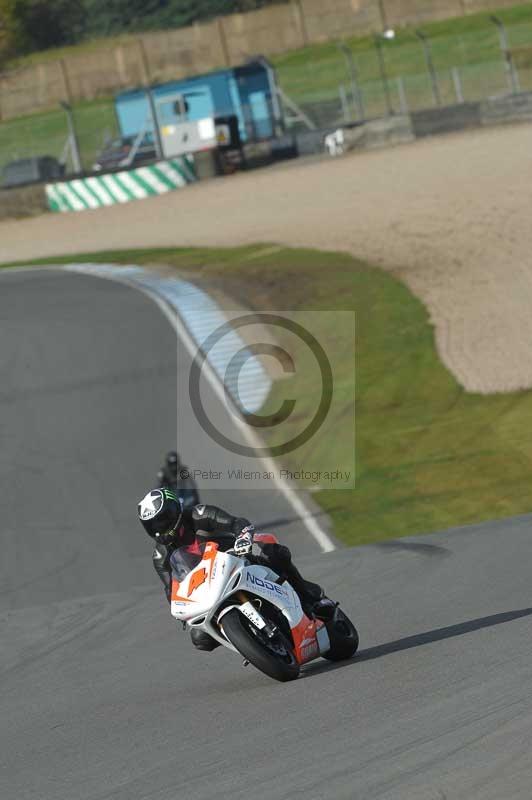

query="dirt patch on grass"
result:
[1,123,531,393]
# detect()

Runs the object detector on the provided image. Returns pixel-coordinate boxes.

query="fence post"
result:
[60,102,82,174]
[293,0,309,48]
[59,59,73,105]
[396,76,408,114]
[136,37,164,160]
[377,0,389,32]
[137,37,151,86]
[416,30,441,107]
[217,17,231,67]
[490,16,520,95]
[339,84,350,122]
[337,42,364,121]
[374,35,393,116]
[452,67,464,103]
[114,46,128,87]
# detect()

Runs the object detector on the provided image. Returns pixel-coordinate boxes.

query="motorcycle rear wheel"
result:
[221,608,300,682]
[323,609,359,661]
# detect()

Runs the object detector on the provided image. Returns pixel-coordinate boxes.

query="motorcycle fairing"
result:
[169,543,330,660]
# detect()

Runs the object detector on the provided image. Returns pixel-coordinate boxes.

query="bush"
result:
[0,0,85,53]
[0,0,287,54]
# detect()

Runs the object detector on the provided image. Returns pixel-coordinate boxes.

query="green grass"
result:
[4,245,532,548]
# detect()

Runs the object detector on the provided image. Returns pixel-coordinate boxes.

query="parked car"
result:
[1,156,65,189]
[92,134,157,172]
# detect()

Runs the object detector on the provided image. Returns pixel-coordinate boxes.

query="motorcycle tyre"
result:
[323,609,359,662]
[221,608,300,682]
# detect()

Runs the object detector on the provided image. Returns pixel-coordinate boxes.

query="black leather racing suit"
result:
[152,504,322,651]
[156,464,200,509]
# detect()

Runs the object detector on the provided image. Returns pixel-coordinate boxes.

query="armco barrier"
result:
[411,103,482,138]
[309,116,414,157]
[344,115,414,150]
[323,89,532,157]
[480,92,532,126]
[46,156,196,213]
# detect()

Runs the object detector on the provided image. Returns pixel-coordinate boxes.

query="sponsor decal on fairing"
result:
[246,572,288,597]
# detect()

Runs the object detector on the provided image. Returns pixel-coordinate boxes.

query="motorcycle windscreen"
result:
[169,543,205,581]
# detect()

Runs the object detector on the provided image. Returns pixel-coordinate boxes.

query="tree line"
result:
[0,0,285,61]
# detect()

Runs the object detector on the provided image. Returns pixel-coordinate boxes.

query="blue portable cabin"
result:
[115,60,282,144]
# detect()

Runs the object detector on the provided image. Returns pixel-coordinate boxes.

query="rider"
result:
[138,488,334,651]
[156,450,200,509]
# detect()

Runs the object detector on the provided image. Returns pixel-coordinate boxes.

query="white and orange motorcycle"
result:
[169,533,359,682]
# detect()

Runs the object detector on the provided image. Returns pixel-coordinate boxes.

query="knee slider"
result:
[190,629,219,652]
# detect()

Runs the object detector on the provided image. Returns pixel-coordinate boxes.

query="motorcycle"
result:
[169,533,359,682]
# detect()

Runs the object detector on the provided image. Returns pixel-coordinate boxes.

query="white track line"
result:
[0,264,336,553]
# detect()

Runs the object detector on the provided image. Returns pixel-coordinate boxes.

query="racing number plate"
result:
[240,601,266,629]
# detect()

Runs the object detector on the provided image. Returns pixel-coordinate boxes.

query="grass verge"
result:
[3,245,532,547]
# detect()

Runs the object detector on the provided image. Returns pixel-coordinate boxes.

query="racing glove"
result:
[234,525,255,556]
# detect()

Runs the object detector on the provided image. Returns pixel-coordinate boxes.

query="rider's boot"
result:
[284,564,335,619]
[312,598,337,621]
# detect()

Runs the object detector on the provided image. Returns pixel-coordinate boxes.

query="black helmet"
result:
[165,451,181,477]
[138,488,183,545]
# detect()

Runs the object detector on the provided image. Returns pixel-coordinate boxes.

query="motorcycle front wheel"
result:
[221,608,300,682]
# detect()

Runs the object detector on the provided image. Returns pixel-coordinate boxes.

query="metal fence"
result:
[275,19,532,129]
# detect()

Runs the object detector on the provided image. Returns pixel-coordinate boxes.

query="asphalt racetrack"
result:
[2,269,532,800]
